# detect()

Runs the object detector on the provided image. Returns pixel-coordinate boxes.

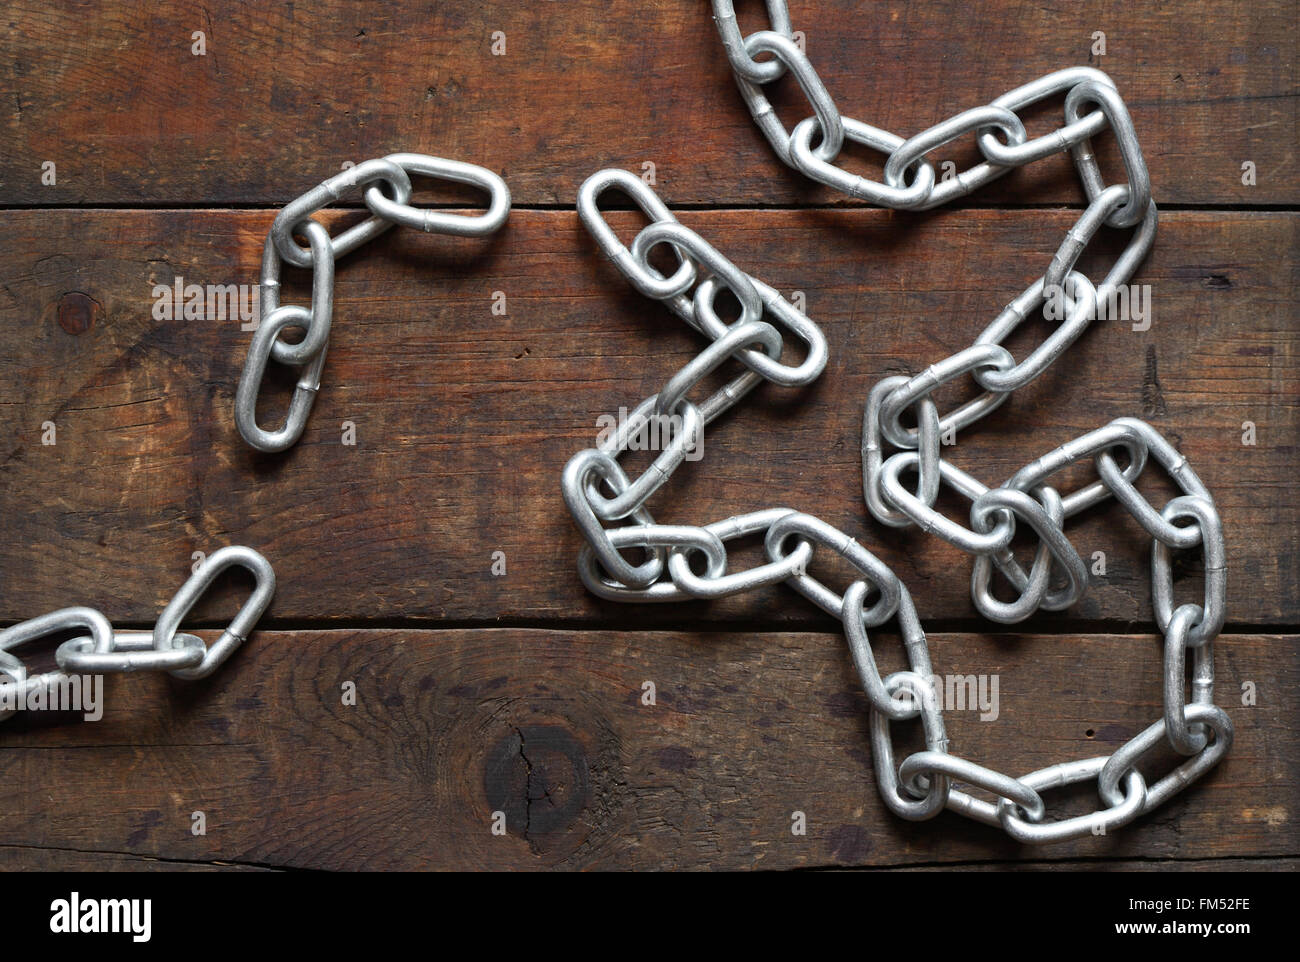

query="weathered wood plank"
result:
[874,857,1300,871]
[0,846,272,871]
[0,208,1293,626]
[3,846,1288,871]
[0,629,1292,870]
[1,1,1294,206]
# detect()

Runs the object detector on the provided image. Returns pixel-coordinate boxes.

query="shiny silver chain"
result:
[559,5,1234,844]
[236,153,511,452]
[0,546,275,722]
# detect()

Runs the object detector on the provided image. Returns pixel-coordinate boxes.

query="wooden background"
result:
[0,1,1295,870]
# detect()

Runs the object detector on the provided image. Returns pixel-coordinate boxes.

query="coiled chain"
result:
[0,547,275,722]
[236,153,511,452]
[559,5,1234,845]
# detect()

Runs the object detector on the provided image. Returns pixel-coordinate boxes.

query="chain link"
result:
[236,153,510,452]
[1,547,275,722]
[562,7,1235,844]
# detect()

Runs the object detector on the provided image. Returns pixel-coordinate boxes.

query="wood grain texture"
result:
[0,628,1293,870]
[0,208,1293,627]
[1,1,1294,207]
[0,847,272,871]
[0,0,1294,873]
[877,857,1299,872]
[4,848,1292,871]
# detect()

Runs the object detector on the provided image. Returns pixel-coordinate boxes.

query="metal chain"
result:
[557,5,1233,844]
[236,153,511,452]
[0,546,275,721]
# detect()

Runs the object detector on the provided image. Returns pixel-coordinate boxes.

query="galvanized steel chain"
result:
[0,546,275,721]
[236,153,511,452]
[713,0,1229,840]
[567,5,1234,843]
[865,418,1232,841]
[564,172,1228,843]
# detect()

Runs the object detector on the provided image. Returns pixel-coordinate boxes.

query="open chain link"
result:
[0,547,275,721]
[560,5,1233,845]
[236,153,511,452]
